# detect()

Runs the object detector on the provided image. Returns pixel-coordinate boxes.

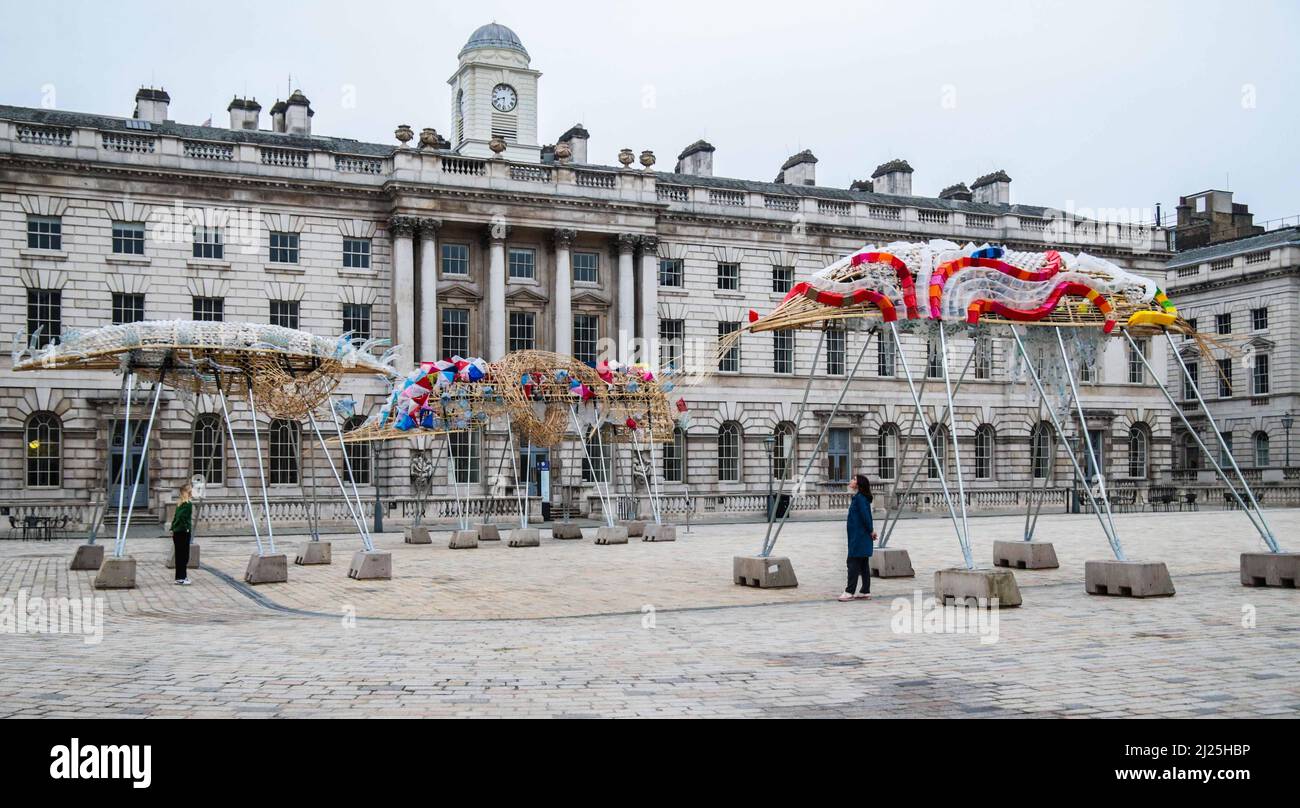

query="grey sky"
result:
[3,0,1296,222]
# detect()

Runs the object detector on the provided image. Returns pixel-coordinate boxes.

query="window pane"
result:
[112,292,145,325]
[269,299,300,330]
[508,248,536,279]
[573,252,599,284]
[718,321,740,372]
[342,304,372,342]
[27,216,62,250]
[112,221,145,255]
[441,243,469,276]
[192,296,224,322]
[269,231,300,264]
[268,420,300,484]
[25,412,62,487]
[441,308,469,358]
[509,311,536,351]
[659,258,683,287]
[26,288,62,347]
[191,414,225,485]
[573,314,599,365]
[343,238,371,269]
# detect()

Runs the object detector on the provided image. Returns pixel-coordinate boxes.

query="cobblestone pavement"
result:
[1,509,1297,717]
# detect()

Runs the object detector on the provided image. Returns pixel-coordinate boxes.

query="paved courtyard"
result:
[1,508,1297,718]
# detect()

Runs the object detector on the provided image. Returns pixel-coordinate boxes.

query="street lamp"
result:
[1283,410,1294,469]
[763,435,776,524]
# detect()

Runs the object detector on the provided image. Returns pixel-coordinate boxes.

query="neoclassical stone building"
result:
[0,22,1178,528]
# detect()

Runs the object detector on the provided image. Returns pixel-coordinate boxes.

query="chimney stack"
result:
[133,87,170,124]
[776,150,817,186]
[227,97,262,131]
[674,140,715,177]
[971,170,1012,205]
[269,99,287,133]
[871,159,913,196]
[939,182,973,202]
[284,89,313,136]
[558,123,590,163]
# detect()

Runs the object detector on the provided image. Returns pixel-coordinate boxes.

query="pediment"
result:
[439,282,482,302]
[571,289,611,306]
[505,286,549,305]
[1246,335,1275,351]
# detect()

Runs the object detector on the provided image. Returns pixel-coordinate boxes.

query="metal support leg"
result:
[761,328,826,551]
[113,372,135,550]
[570,407,615,527]
[593,414,618,528]
[117,378,165,558]
[1055,327,1123,553]
[893,323,972,568]
[245,389,277,554]
[443,431,469,531]
[217,388,263,555]
[938,326,973,561]
[1010,327,1124,560]
[325,396,374,549]
[307,411,370,551]
[762,327,876,557]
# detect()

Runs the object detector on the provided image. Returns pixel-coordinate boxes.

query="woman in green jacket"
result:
[170,483,194,585]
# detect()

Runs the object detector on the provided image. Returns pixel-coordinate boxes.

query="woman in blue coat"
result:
[839,474,877,601]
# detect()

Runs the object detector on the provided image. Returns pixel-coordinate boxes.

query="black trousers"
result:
[846,556,871,594]
[172,531,191,580]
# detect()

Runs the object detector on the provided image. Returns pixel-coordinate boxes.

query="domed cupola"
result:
[447,22,541,161]
[459,22,529,60]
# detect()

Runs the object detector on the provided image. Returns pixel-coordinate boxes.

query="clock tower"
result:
[448,23,542,162]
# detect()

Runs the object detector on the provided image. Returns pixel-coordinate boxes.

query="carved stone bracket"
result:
[387,215,419,238]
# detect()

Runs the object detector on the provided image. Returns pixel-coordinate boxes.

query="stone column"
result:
[553,228,576,356]
[615,233,637,365]
[417,218,441,363]
[388,215,418,370]
[487,221,509,360]
[638,235,659,369]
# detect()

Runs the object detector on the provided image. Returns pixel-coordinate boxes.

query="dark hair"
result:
[854,474,872,499]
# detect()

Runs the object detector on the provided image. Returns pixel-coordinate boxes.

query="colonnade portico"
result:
[387,214,659,367]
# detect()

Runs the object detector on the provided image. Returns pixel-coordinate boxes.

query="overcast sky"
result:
[3,0,1297,223]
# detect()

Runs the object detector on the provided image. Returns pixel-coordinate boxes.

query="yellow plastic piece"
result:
[1127,310,1177,329]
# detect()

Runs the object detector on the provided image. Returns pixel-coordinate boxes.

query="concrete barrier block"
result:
[244,553,288,585]
[733,555,798,588]
[1084,560,1175,598]
[594,526,628,545]
[552,523,584,540]
[508,528,540,547]
[1240,552,1300,588]
[934,567,1022,607]
[448,530,479,549]
[166,544,202,569]
[348,550,392,580]
[478,524,501,542]
[69,543,104,571]
[870,547,914,578]
[294,541,332,565]
[405,526,432,544]
[623,520,646,537]
[993,540,1059,570]
[643,523,676,542]
[93,556,136,589]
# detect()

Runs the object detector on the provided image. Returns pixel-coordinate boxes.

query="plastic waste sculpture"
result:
[739,239,1280,572]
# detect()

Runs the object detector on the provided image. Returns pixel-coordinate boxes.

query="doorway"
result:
[108,420,149,507]
[518,447,550,497]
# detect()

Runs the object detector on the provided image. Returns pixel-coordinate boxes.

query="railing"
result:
[764,195,799,212]
[575,169,616,189]
[709,189,745,207]
[657,184,689,202]
[15,124,72,146]
[1019,217,1047,232]
[818,200,851,216]
[918,209,950,225]
[966,213,994,229]
[260,147,310,168]
[509,164,552,183]
[442,156,487,176]
[870,205,902,221]
[183,140,235,160]
[335,155,383,174]
[101,133,155,153]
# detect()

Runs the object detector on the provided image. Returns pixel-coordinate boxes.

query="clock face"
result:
[491,83,518,112]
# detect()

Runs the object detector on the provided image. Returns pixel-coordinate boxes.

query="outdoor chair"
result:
[1181,491,1199,511]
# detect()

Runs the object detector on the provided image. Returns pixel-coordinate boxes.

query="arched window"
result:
[1031,422,1055,479]
[25,411,61,488]
[718,421,742,483]
[877,423,899,480]
[191,414,224,485]
[343,415,372,485]
[974,424,995,480]
[582,426,611,483]
[1127,423,1150,480]
[1253,431,1270,467]
[772,421,796,480]
[927,423,949,480]
[1178,430,1201,471]
[268,419,300,485]
[663,426,685,483]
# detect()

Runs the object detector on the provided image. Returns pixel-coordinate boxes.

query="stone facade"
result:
[0,23,1179,528]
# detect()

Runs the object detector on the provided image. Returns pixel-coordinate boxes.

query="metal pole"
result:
[892,322,972,568]
[880,344,975,547]
[1162,331,1278,550]
[306,411,371,551]
[325,396,374,549]
[217,387,263,555]
[762,327,876,557]
[760,328,826,552]
[95,370,132,547]
[1025,381,1073,541]
[1009,326,1123,559]
[118,376,165,558]
[570,406,615,527]
[113,372,135,550]
[245,388,277,554]
[938,326,973,562]
[1054,327,1123,551]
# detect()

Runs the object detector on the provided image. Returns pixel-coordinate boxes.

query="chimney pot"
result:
[871,159,913,196]
[133,86,170,124]
[970,170,1012,205]
[674,139,715,177]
